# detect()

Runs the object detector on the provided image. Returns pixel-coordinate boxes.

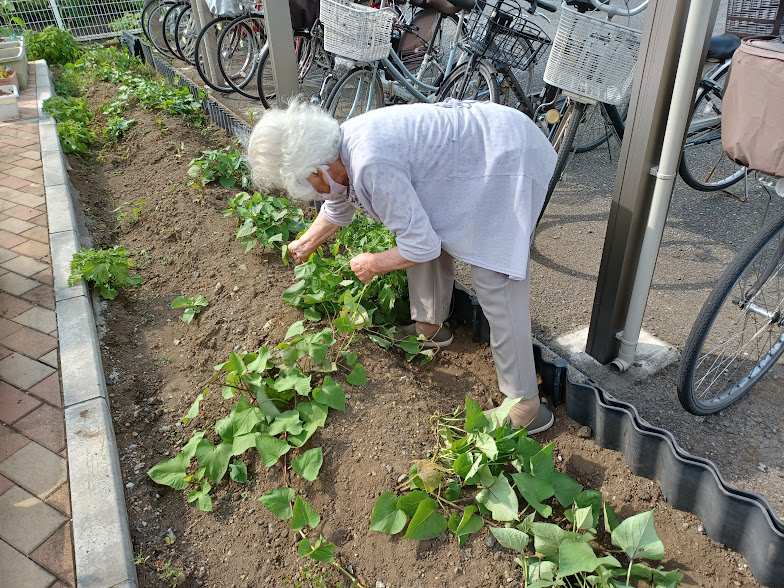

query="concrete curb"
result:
[38,60,139,588]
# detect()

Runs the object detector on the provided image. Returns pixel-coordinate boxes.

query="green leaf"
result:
[490,527,530,552]
[231,432,259,456]
[611,509,665,561]
[298,538,335,563]
[573,505,595,531]
[345,363,366,386]
[529,522,582,558]
[448,506,483,547]
[465,397,489,432]
[181,431,205,461]
[272,370,312,396]
[187,479,212,511]
[557,538,620,578]
[603,502,621,533]
[397,490,429,517]
[148,453,190,490]
[313,377,345,411]
[341,350,358,366]
[285,320,306,340]
[370,492,407,535]
[530,443,555,483]
[526,560,560,588]
[573,490,603,530]
[552,471,583,508]
[182,388,207,424]
[259,487,295,520]
[445,479,460,501]
[171,296,191,308]
[195,439,234,483]
[516,436,544,465]
[304,307,322,321]
[511,472,554,518]
[476,472,518,522]
[255,434,291,467]
[291,495,321,531]
[472,432,498,461]
[297,401,329,427]
[486,397,521,430]
[453,452,473,479]
[403,498,448,540]
[268,410,304,436]
[246,347,272,372]
[463,454,487,485]
[229,460,248,483]
[292,448,323,481]
[288,421,319,448]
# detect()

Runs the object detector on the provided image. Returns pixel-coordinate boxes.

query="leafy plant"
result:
[42,95,95,154]
[25,26,80,65]
[369,397,683,587]
[104,116,135,141]
[224,191,308,253]
[157,559,185,588]
[171,295,208,324]
[53,65,85,97]
[113,199,145,224]
[109,11,141,32]
[188,146,252,189]
[68,246,142,300]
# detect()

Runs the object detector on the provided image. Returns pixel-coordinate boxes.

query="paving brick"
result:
[38,349,58,370]
[0,229,25,248]
[5,166,43,182]
[20,284,55,310]
[3,325,58,358]
[5,203,41,221]
[13,306,56,334]
[1,253,48,276]
[0,354,55,390]
[0,216,35,234]
[14,157,42,170]
[31,521,76,587]
[3,189,45,207]
[18,183,45,197]
[0,272,39,295]
[0,246,18,263]
[0,474,12,496]
[0,485,66,554]
[20,224,49,243]
[0,175,32,191]
[30,213,47,227]
[0,315,24,336]
[0,423,29,462]
[0,292,33,318]
[3,137,38,149]
[0,345,10,360]
[18,150,41,161]
[28,372,61,407]
[0,441,67,499]
[45,481,71,517]
[0,539,56,588]
[0,199,13,212]
[11,238,50,259]
[0,380,41,424]
[32,267,53,285]
[14,404,65,453]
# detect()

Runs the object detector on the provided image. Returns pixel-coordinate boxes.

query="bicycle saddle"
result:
[707,34,741,61]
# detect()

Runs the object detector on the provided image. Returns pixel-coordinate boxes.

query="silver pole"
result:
[260,0,298,106]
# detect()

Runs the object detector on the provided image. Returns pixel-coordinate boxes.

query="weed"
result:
[224,191,307,253]
[157,559,185,588]
[188,146,252,189]
[25,26,79,65]
[159,255,174,266]
[68,246,142,300]
[156,119,169,135]
[114,199,146,224]
[170,295,208,324]
[42,96,95,154]
[109,11,141,32]
[104,116,136,142]
[133,550,150,565]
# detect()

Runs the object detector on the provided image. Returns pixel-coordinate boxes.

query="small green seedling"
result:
[68,246,142,300]
[171,295,208,324]
[114,199,146,224]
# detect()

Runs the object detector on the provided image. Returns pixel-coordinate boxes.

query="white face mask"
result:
[316,164,347,197]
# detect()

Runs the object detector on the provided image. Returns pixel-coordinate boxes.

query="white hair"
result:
[246,96,341,200]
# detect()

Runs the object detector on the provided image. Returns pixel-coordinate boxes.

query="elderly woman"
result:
[247,97,556,433]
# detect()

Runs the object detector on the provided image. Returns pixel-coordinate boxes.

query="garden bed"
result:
[63,69,762,588]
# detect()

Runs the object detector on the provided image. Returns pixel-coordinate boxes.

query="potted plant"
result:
[0,64,17,89]
[0,83,19,120]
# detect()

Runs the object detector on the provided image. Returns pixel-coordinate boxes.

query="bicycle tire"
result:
[140,0,160,46]
[437,61,499,103]
[575,99,629,154]
[194,16,236,93]
[539,100,586,223]
[398,10,460,88]
[678,64,746,192]
[324,66,385,124]
[174,4,197,66]
[677,207,784,415]
[163,1,188,60]
[146,1,177,57]
[217,14,266,99]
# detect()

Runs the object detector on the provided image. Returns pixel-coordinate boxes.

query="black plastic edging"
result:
[122,30,784,588]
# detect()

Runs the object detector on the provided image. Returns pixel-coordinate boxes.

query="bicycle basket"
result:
[320,0,395,62]
[543,2,641,105]
[725,0,783,38]
[462,0,552,70]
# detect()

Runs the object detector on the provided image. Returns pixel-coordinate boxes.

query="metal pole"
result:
[48,0,66,30]
[585,0,719,364]
[260,0,298,106]
[193,0,221,87]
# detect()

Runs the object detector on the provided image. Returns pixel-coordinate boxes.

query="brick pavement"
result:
[0,64,76,588]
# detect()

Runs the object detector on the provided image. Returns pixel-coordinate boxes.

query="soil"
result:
[66,78,765,588]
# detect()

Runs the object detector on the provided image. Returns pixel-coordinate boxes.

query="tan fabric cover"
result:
[722,36,784,177]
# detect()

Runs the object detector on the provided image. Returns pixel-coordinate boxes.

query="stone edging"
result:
[38,60,139,588]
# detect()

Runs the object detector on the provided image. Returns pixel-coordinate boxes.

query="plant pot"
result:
[0,84,20,121]
[0,40,28,90]
[0,69,19,90]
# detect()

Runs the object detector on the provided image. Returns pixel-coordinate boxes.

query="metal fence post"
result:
[48,0,66,30]
[585,0,719,364]
[260,0,298,107]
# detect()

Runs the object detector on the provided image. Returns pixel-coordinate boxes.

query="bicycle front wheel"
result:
[575,99,628,154]
[678,208,784,415]
[217,14,266,99]
[437,61,499,103]
[324,66,384,124]
[540,100,586,223]
[194,16,236,93]
[679,65,746,192]
[175,4,197,65]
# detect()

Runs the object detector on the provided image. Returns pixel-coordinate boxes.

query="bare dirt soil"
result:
[66,79,764,588]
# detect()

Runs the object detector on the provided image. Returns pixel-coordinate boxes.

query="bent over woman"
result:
[247,97,557,433]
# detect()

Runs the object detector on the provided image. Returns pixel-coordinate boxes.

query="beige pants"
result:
[406,251,539,401]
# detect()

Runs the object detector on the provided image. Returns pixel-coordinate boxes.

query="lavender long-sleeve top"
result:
[320,99,557,280]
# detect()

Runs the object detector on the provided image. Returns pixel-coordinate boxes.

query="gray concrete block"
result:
[65,398,138,588]
[57,294,107,406]
[46,183,77,235]
[42,149,66,187]
[38,118,59,151]
[51,230,87,302]
[35,61,52,116]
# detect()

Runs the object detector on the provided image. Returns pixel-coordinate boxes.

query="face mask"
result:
[316,164,347,197]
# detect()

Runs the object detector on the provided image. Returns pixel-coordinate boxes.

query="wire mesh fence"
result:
[1,0,145,41]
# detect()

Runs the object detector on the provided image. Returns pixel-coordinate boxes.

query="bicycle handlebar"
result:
[589,0,648,17]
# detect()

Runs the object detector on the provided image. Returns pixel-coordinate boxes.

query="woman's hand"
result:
[287,239,313,265]
[350,253,377,283]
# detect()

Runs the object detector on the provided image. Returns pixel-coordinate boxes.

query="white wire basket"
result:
[725,0,782,37]
[543,2,641,105]
[320,0,395,62]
